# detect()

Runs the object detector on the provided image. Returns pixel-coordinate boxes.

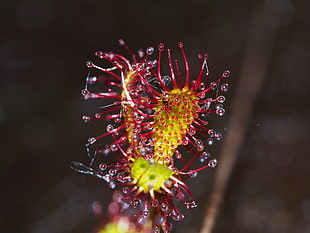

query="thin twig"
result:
[200,3,278,233]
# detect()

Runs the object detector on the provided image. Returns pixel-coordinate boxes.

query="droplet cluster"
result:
[71,39,230,232]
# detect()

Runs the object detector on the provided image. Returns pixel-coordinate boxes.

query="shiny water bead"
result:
[82,115,90,123]
[122,186,129,194]
[209,82,217,90]
[207,138,214,146]
[81,89,89,96]
[88,137,96,144]
[138,49,144,58]
[216,108,225,116]
[172,212,185,221]
[199,151,211,162]
[223,70,230,78]
[110,143,118,151]
[99,163,107,171]
[184,200,197,209]
[208,129,216,137]
[86,76,97,84]
[217,95,225,103]
[106,124,114,132]
[221,83,229,92]
[86,61,94,68]
[146,46,154,55]
[108,181,116,189]
[118,39,125,46]
[208,159,217,168]
[215,132,222,141]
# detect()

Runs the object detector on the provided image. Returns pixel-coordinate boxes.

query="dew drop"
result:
[82,116,90,123]
[146,47,154,55]
[188,127,196,136]
[216,108,225,116]
[95,51,104,58]
[110,144,118,152]
[118,39,125,46]
[198,92,206,98]
[106,124,114,132]
[208,159,217,168]
[88,76,97,85]
[208,129,216,137]
[190,171,198,178]
[81,89,89,96]
[223,70,230,78]
[114,117,121,123]
[210,82,217,90]
[99,163,107,171]
[160,202,167,212]
[199,82,206,91]
[217,95,225,103]
[221,83,229,92]
[175,150,182,159]
[207,138,214,146]
[122,187,129,194]
[158,43,165,51]
[109,182,116,189]
[88,137,96,144]
[178,42,184,48]
[215,132,222,141]
[172,213,184,221]
[102,148,110,156]
[202,151,210,160]
[138,49,144,58]
[182,138,189,145]
[190,200,198,208]
[86,61,94,68]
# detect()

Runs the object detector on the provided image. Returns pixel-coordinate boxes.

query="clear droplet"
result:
[86,61,94,68]
[216,108,225,116]
[118,39,125,46]
[110,144,118,152]
[86,76,97,84]
[82,116,90,123]
[215,132,222,141]
[200,151,210,162]
[210,82,217,90]
[108,181,116,189]
[81,89,89,96]
[223,70,230,78]
[99,163,107,171]
[172,213,184,221]
[88,137,96,144]
[207,138,214,146]
[146,47,154,55]
[138,49,144,58]
[208,129,216,137]
[221,83,229,92]
[106,124,114,132]
[208,159,217,168]
[217,95,225,103]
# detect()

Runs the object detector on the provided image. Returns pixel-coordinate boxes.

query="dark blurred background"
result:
[0,0,309,233]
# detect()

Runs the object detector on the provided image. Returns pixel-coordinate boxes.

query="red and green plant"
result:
[71,39,230,233]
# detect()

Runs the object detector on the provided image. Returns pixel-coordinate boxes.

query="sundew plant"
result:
[71,39,230,233]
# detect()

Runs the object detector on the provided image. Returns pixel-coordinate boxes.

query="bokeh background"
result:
[0,0,309,233]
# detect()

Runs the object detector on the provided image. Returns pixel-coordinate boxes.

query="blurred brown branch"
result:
[200,2,279,233]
